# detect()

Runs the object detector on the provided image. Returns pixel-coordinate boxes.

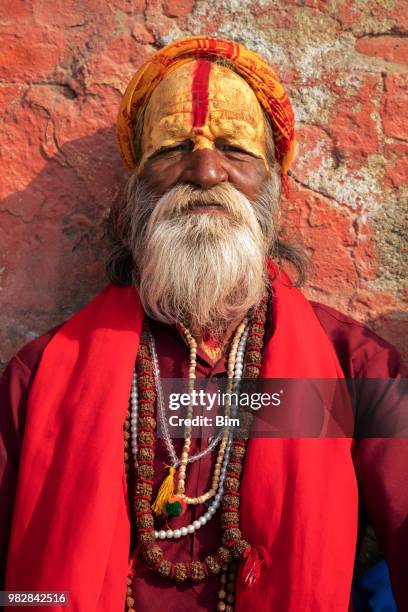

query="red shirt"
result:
[0,301,407,611]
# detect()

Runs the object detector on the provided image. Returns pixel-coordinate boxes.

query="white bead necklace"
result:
[129,325,249,539]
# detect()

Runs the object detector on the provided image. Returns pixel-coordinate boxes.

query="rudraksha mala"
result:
[124,293,268,611]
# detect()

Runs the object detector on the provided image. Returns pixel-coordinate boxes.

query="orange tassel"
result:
[151,466,175,516]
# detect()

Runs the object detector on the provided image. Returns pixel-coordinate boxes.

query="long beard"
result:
[126,178,280,336]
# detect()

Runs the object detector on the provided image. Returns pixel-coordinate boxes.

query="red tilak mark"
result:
[191,59,212,128]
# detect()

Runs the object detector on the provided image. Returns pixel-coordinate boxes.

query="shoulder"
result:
[0,326,62,454]
[3,325,62,388]
[310,301,407,378]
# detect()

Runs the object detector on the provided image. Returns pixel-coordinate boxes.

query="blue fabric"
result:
[352,560,398,612]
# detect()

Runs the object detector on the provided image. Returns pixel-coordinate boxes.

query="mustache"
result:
[146,183,255,229]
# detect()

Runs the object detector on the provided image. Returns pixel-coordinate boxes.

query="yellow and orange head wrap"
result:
[117,35,295,174]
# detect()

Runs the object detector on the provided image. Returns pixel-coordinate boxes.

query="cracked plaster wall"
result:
[0,0,407,370]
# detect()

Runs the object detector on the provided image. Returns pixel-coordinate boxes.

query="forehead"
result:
[142,59,265,138]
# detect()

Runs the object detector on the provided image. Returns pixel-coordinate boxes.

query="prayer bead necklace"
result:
[173,319,248,506]
[148,319,249,517]
[131,364,232,540]
[125,293,268,612]
[142,326,249,540]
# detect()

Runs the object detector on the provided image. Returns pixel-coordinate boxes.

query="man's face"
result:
[137,60,271,201]
[121,59,281,334]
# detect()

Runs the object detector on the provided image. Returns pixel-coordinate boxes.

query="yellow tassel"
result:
[151,466,176,516]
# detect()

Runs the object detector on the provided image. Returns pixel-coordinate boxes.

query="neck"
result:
[192,317,247,364]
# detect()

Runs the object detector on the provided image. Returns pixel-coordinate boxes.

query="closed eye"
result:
[216,142,254,156]
[149,140,193,158]
[219,144,243,152]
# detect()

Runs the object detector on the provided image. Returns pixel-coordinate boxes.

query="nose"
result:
[180,148,228,190]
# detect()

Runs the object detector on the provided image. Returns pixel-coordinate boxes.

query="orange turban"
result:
[117,36,295,174]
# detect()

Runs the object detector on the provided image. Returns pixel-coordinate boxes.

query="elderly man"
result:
[0,36,407,612]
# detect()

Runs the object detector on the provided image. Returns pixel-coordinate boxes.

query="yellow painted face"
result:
[139,59,269,171]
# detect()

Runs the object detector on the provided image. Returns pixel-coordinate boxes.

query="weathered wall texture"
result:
[0,0,407,370]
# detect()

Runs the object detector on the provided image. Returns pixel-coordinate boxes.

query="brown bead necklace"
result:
[124,294,268,611]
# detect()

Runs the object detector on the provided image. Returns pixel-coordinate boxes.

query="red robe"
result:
[0,284,407,611]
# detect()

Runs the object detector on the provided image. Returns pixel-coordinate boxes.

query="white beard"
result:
[129,180,280,336]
